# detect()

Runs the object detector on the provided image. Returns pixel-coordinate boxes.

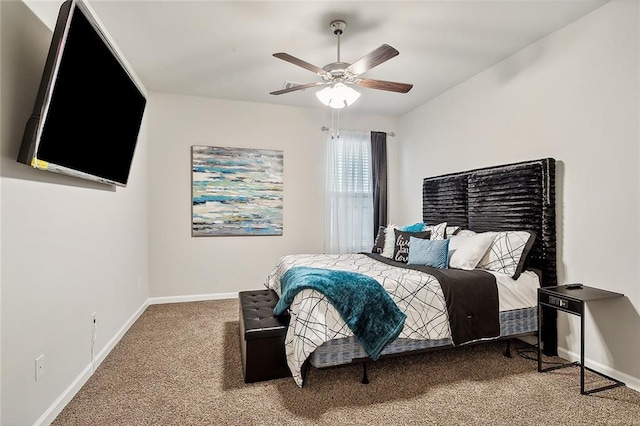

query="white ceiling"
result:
[29,0,608,117]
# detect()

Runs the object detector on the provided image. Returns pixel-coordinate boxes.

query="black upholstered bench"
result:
[239,289,291,383]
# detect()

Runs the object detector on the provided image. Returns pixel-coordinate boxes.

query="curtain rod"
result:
[320,126,395,137]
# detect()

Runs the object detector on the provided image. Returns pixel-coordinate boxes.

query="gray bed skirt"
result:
[309,306,537,369]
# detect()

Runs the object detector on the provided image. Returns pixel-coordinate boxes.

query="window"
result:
[324,130,373,253]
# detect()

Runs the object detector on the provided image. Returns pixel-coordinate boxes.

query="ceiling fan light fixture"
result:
[316,83,361,109]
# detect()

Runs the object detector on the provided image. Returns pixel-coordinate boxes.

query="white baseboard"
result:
[557,346,640,392]
[28,292,640,426]
[33,299,149,426]
[33,291,238,425]
[148,292,238,305]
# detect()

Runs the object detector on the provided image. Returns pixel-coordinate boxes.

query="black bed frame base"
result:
[331,334,532,385]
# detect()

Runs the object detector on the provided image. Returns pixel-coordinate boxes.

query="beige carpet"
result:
[54,299,640,425]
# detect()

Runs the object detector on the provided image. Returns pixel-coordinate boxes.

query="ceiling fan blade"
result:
[273,53,330,77]
[270,81,327,95]
[354,78,413,93]
[346,44,399,76]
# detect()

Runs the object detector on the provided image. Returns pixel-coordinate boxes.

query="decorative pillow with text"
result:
[393,229,431,263]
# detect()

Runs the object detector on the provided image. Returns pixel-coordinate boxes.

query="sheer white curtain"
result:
[324,130,374,254]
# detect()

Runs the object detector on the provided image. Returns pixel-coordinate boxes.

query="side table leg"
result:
[537,299,542,373]
[580,310,585,395]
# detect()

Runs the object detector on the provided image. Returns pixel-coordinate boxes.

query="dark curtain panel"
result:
[371,131,388,238]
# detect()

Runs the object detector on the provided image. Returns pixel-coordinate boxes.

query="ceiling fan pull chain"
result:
[330,108,340,139]
[331,109,335,139]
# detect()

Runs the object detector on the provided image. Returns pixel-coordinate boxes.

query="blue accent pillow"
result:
[407,237,450,268]
[400,222,427,232]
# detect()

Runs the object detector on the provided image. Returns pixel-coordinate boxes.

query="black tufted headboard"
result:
[422,158,557,354]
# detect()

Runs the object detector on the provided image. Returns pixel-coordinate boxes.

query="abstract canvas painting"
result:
[191,146,283,236]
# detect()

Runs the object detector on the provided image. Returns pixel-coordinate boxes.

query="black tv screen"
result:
[17,0,146,187]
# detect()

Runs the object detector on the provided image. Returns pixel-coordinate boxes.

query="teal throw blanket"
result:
[274,266,406,360]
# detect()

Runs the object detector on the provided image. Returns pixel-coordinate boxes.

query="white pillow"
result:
[426,222,447,240]
[456,229,477,237]
[445,226,461,238]
[381,224,397,258]
[448,232,497,270]
[477,231,536,279]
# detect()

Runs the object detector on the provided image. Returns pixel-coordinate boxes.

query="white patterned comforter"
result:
[264,253,451,387]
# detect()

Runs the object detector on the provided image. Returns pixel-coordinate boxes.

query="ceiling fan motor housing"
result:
[322,62,351,79]
[330,20,346,35]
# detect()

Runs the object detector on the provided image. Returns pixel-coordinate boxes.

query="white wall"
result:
[398,0,639,386]
[148,92,398,297]
[0,1,3,422]
[0,2,150,424]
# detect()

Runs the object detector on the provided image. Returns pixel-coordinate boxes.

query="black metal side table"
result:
[537,284,625,395]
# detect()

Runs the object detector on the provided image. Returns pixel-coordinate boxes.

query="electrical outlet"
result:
[91,311,98,367]
[35,354,45,382]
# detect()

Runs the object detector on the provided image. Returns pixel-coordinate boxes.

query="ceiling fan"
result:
[270,20,413,109]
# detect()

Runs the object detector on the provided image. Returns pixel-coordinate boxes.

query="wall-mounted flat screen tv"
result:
[17,0,146,187]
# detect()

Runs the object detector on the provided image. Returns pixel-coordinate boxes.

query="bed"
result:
[265,158,557,386]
